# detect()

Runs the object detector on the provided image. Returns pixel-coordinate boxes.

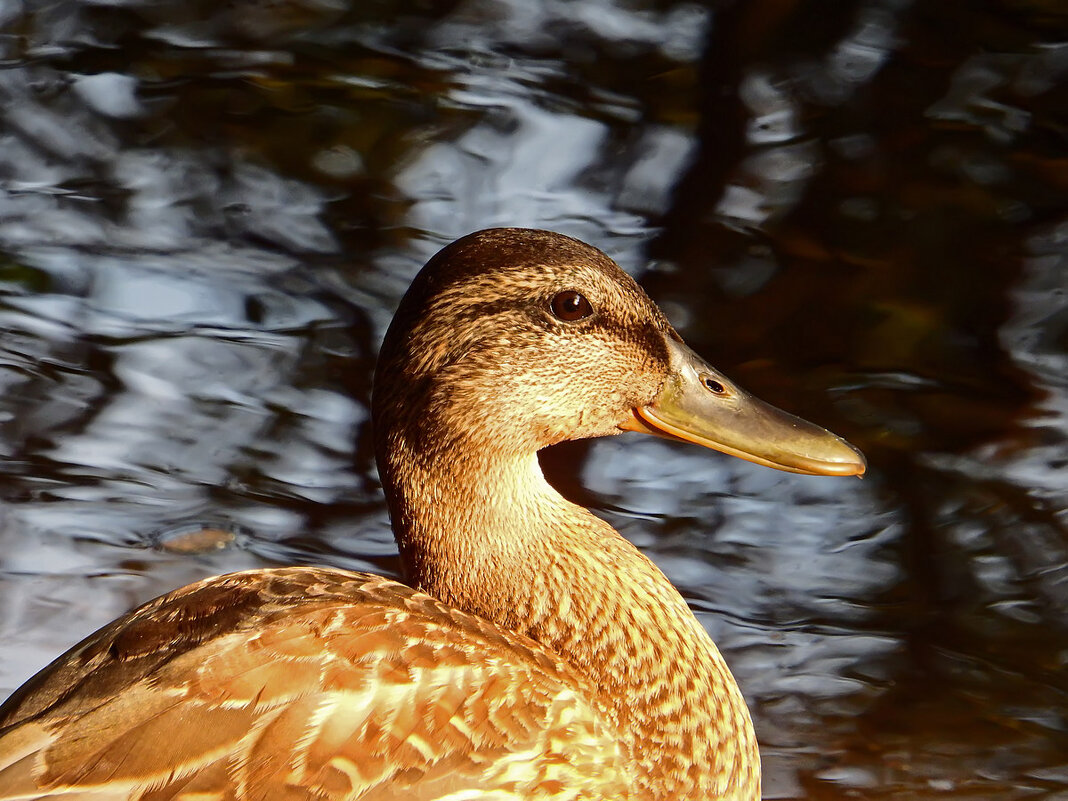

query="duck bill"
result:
[622,338,866,477]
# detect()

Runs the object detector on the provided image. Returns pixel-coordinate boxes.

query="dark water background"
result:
[0,1,1066,797]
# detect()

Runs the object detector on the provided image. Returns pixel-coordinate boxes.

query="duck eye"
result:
[550,290,594,322]
[700,373,726,395]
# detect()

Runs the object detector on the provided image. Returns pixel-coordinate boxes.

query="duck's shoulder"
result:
[0,567,382,726]
[0,567,632,800]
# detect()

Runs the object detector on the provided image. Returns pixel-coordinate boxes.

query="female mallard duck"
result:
[0,229,864,800]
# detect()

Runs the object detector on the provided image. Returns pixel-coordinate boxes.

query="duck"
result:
[0,228,865,801]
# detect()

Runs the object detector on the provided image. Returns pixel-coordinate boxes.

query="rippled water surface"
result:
[1,1,1066,797]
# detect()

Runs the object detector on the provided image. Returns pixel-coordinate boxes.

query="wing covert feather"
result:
[0,568,632,800]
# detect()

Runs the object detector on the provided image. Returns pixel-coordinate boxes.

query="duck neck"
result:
[379,435,760,800]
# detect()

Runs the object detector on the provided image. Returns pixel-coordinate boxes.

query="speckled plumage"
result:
[0,568,632,799]
[0,228,863,800]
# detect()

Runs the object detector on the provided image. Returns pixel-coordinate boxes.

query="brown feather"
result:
[0,569,632,799]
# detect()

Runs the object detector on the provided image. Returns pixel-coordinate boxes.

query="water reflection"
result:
[0,0,1066,798]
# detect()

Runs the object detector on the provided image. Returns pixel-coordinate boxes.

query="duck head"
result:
[372,227,865,477]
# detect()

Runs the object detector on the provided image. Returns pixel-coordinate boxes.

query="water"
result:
[0,1,1066,798]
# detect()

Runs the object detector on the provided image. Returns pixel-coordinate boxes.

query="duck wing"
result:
[0,567,630,800]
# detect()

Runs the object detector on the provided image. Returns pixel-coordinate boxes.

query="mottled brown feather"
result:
[0,569,631,800]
